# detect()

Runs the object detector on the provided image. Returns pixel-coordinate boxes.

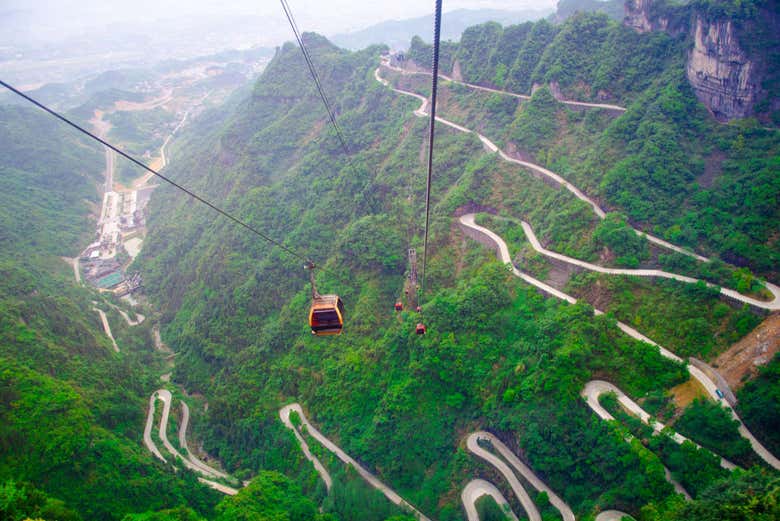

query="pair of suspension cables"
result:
[0,0,445,324]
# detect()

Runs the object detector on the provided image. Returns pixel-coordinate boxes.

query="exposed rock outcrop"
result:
[624,0,764,121]
[686,16,758,120]
[624,0,653,33]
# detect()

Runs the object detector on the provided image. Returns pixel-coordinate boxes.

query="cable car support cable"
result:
[0,79,345,282]
[279,0,354,160]
[419,0,443,311]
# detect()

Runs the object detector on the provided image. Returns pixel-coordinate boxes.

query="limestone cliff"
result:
[624,0,653,33]
[624,0,767,121]
[686,16,758,120]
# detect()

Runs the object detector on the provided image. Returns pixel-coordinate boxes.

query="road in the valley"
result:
[279,404,333,490]
[467,433,541,521]
[143,389,238,495]
[281,403,633,521]
[143,392,167,463]
[179,399,231,480]
[469,432,576,521]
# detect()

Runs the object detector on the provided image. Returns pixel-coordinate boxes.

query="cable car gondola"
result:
[310,294,345,336]
[306,263,344,336]
[395,301,403,311]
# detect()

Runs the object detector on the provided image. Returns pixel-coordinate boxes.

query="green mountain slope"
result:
[133,24,778,519]
[0,105,222,520]
[3,1,778,519]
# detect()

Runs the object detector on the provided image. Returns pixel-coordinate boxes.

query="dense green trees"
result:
[4,2,778,517]
[674,398,756,467]
[737,354,780,456]
[0,105,222,519]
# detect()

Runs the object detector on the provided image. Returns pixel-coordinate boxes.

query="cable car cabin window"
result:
[309,295,344,336]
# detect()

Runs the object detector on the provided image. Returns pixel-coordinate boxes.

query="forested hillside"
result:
[3,0,779,520]
[405,4,779,279]
[0,107,224,520]
[134,6,779,518]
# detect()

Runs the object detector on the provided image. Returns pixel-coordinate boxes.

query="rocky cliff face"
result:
[624,0,653,33]
[686,16,758,120]
[624,0,761,121]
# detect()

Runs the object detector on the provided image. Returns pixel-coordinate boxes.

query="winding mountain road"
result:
[374,64,724,266]
[595,511,635,521]
[458,213,780,471]
[143,389,238,495]
[280,404,430,520]
[92,305,119,352]
[281,404,632,521]
[508,216,779,311]
[107,303,145,326]
[461,479,519,521]
[279,404,333,490]
[583,380,737,470]
[381,59,626,112]
[469,432,576,521]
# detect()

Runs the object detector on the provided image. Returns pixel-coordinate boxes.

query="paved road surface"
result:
[143,390,238,494]
[279,404,333,490]
[583,381,737,470]
[474,432,575,521]
[458,214,780,470]
[92,306,118,352]
[107,303,145,326]
[374,65,724,266]
[180,400,231,479]
[595,511,635,521]
[461,479,519,521]
[467,433,541,521]
[510,217,779,311]
[469,431,579,521]
[143,392,167,462]
[280,404,430,520]
[381,60,626,112]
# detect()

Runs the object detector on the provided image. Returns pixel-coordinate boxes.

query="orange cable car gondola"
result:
[306,263,344,336]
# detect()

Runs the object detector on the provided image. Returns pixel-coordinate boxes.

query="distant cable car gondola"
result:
[306,263,344,336]
[416,323,426,335]
[395,301,403,311]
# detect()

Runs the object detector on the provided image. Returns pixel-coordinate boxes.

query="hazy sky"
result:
[2,0,558,41]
